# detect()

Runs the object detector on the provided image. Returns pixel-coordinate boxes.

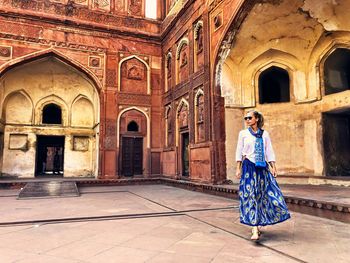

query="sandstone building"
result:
[0,0,349,183]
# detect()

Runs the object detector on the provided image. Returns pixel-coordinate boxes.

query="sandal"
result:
[251,227,260,241]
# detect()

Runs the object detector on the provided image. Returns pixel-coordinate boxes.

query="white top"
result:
[235,129,276,163]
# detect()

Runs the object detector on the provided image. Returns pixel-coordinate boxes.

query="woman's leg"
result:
[251,226,260,240]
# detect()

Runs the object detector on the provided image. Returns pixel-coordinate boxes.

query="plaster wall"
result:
[0,58,99,178]
[220,0,350,177]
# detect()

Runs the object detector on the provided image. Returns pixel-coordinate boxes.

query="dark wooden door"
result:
[181,133,189,177]
[122,137,143,176]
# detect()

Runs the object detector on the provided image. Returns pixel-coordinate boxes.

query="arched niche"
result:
[42,103,62,125]
[323,48,350,95]
[71,96,94,128]
[165,52,172,92]
[117,107,150,148]
[194,20,204,72]
[35,95,69,126]
[176,38,189,84]
[3,91,33,124]
[119,55,150,94]
[175,98,189,146]
[258,66,291,104]
[194,89,205,143]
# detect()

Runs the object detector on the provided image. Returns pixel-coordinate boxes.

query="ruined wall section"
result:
[211,0,350,179]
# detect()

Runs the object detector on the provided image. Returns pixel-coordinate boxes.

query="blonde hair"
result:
[247,110,264,129]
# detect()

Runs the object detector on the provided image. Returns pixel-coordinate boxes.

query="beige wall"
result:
[0,57,99,178]
[222,0,350,177]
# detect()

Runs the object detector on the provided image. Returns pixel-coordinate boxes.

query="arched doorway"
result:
[0,54,100,178]
[118,109,148,177]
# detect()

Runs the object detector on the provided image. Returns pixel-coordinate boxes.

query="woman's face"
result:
[244,112,258,127]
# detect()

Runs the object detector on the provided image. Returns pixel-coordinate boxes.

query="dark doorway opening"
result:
[121,137,143,176]
[36,136,65,176]
[181,132,190,177]
[43,104,62,124]
[323,110,350,176]
[324,48,350,95]
[259,66,290,104]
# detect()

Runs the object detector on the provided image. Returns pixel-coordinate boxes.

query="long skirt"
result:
[239,159,291,226]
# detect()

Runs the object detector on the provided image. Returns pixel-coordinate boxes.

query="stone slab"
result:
[17,181,79,199]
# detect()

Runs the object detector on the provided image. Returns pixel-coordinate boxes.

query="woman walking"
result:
[235,110,290,240]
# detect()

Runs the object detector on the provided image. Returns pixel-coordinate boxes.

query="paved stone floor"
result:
[0,185,349,263]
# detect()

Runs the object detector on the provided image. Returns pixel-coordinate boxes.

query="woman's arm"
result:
[236,161,242,179]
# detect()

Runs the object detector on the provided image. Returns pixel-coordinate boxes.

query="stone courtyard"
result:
[0,184,349,263]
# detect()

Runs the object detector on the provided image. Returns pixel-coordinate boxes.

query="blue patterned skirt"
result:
[239,159,291,226]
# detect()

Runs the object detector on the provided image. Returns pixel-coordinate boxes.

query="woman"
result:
[235,110,290,240]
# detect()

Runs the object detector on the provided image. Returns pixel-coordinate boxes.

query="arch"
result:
[165,51,173,92]
[165,105,172,147]
[194,88,204,103]
[118,55,151,94]
[212,0,259,96]
[323,48,350,95]
[0,48,103,93]
[2,90,34,124]
[35,95,69,126]
[194,21,204,40]
[42,103,62,125]
[71,95,95,127]
[258,66,290,104]
[176,98,189,114]
[127,121,139,132]
[117,107,150,148]
[176,37,189,60]
[175,98,189,146]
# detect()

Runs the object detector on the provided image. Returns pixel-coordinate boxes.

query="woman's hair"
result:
[248,110,264,129]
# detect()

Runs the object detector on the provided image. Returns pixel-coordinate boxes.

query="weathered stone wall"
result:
[213,0,350,178]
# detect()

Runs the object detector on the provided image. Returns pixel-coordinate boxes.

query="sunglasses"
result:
[244,116,253,121]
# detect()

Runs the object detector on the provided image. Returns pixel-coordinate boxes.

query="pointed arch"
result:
[117,106,150,148]
[176,98,189,114]
[35,94,69,126]
[176,38,189,60]
[2,90,34,124]
[0,48,103,93]
[118,55,151,94]
[71,95,95,127]
[194,21,204,40]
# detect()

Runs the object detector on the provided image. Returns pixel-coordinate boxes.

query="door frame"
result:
[35,135,65,177]
[120,135,144,177]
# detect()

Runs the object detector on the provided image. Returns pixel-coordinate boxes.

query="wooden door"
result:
[122,137,143,176]
[181,133,189,177]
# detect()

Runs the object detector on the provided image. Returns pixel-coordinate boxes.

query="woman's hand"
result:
[269,162,278,177]
[235,169,241,179]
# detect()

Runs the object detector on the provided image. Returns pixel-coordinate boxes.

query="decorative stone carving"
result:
[178,103,188,128]
[93,0,111,10]
[214,12,223,30]
[180,51,188,68]
[65,0,75,16]
[127,65,144,80]
[106,69,117,86]
[0,46,12,60]
[196,27,203,53]
[128,0,142,16]
[167,56,172,78]
[89,56,101,68]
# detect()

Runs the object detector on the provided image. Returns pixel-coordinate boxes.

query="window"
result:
[145,0,157,19]
[259,66,290,104]
[324,48,350,95]
[127,121,139,132]
[42,104,62,124]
